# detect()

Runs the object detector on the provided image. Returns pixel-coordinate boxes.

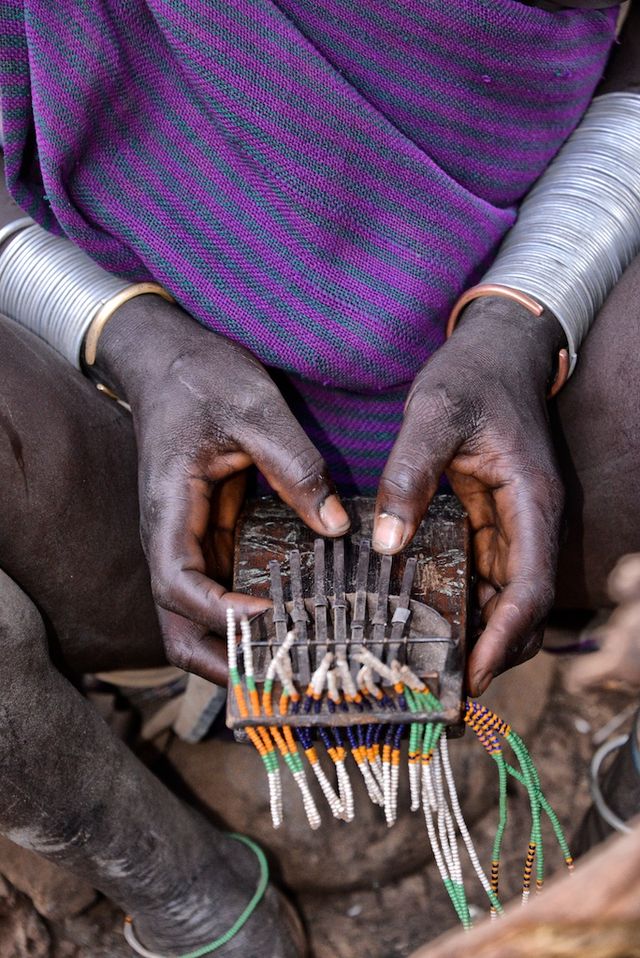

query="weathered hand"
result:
[96,296,349,683]
[373,298,566,696]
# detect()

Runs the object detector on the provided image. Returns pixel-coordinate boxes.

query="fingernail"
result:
[373,513,405,553]
[319,495,350,534]
[473,672,492,697]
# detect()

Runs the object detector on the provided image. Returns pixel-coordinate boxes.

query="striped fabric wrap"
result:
[0,0,617,492]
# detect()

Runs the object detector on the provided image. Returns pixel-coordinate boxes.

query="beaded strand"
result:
[227,611,282,829]
[269,646,321,831]
[228,625,573,930]
[298,654,346,820]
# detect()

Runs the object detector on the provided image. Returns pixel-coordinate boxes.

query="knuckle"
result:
[237,380,283,425]
[406,381,453,421]
[166,353,193,381]
[285,448,329,495]
[164,637,193,673]
[380,460,425,503]
[149,562,185,613]
[150,574,175,612]
[405,379,476,434]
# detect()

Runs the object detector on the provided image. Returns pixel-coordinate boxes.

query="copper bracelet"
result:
[83,282,174,367]
[447,283,569,399]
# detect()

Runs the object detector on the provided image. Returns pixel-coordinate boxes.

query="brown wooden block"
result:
[228,494,469,732]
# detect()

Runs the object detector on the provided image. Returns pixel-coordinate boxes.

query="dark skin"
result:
[373,301,565,695]
[0,6,637,951]
[95,290,563,697]
[88,273,572,698]
[95,297,350,685]
[0,12,635,687]
[2,246,640,953]
[84,3,639,699]
[374,3,640,694]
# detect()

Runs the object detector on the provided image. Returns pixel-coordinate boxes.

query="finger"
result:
[373,388,464,553]
[467,479,560,694]
[241,391,350,537]
[142,463,269,628]
[157,607,230,685]
[473,525,510,589]
[448,473,494,531]
[467,598,545,695]
[206,472,247,583]
[477,579,497,612]
[215,471,248,531]
[448,475,505,588]
[159,572,269,632]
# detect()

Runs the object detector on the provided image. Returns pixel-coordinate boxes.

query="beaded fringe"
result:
[228,611,573,927]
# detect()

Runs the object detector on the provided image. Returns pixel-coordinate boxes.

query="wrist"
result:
[452,295,566,391]
[93,295,195,403]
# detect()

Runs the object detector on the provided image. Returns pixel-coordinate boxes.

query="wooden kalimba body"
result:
[227,495,470,734]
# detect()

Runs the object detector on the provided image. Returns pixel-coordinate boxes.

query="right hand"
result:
[96,295,350,684]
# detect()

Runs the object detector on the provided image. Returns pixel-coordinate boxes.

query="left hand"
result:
[372,297,566,696]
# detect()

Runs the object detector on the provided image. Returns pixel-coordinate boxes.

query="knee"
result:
[0,568,47,665]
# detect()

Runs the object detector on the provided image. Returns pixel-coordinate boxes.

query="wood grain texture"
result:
[409,822,640,958]
[228,495,470,732]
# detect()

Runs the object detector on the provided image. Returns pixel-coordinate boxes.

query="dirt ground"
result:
[0,651,635,958]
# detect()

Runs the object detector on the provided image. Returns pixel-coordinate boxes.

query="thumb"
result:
[243,393,350,538]
[373,389,463,553]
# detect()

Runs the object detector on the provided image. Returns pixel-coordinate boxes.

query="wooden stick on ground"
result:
[409,821,640,958]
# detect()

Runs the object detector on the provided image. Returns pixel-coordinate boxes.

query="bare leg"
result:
[554,253,640,610]
[0,315,163,673]
[0,317,301,956]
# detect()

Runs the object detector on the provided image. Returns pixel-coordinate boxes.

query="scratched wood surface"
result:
[228,495,470,731]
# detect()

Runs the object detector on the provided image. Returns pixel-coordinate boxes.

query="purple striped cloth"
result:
[0,0,617,492]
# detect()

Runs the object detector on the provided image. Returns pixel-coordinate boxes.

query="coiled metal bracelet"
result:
[0,220,171,369]
[480,91,640,375]
[0,222,131,367]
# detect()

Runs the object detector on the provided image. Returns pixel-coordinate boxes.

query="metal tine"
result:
[370,554,392,660]
[332,538,348,660]
[314,539,329,661]
[350,539,370,675]
[289,550,311,685]
[269,560,289,675]
[386,557,417,664]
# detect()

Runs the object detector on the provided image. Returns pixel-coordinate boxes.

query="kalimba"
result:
[225,495,573,928]
[228,494,469,735]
